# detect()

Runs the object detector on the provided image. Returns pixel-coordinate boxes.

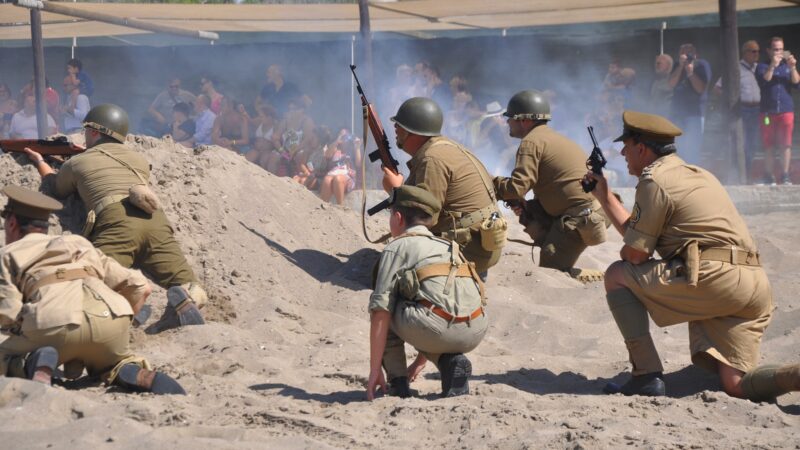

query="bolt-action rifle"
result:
[581,126,607,193]
[0,136,85,156]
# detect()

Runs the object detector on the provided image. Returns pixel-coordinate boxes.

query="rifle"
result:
[581,126,607,193]
[0,136,85,157]
[349,65,399,175]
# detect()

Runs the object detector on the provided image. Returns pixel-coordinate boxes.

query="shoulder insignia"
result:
[630,202,642,225]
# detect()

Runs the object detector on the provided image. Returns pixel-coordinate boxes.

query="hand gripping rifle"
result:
[581,126,607,193]
[350,65,399,176]
[0,136,85,157]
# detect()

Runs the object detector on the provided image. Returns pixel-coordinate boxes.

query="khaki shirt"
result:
[369,225,482,316]
[405,136,494,234]
[493,125,594,217]
[0,233,149,332]
[624,154,756,258]
[52,142,150,211]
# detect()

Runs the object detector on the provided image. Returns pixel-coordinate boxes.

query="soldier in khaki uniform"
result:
[382,97,502,276]
[585,110,800,400]
[24,104,205,331]
[367,185,487,400]
[494,90,608,278]
[0,186,184,394]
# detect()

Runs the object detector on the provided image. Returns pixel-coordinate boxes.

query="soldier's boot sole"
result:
[167,286,205,327]
[568,268,605,283]
[115,363,186,395]
[25,346,59,385]
[440,353,471,398]
[604,372,666,397]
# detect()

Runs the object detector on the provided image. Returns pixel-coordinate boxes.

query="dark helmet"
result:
[83,104,129,143]
[503,90,551,121]
[390,97,443,137]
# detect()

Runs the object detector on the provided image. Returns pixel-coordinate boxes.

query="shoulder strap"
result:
[95,148,148,185]
[443,140,497,203]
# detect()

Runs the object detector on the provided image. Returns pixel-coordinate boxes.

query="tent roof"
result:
[0,0,797,45]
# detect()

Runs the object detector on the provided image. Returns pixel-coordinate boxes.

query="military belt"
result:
[93,194,128,217]
[700,247,761,266]
[23,266,100,298]
[417,299,484,324]
[450,204,497,229]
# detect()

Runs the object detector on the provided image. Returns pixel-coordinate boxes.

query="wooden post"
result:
[719,0,746,183]
[30,8,48,138]
[357,0,374,90]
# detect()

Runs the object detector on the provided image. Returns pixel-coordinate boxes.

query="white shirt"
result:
[714,59,761,104]
[9,110,56,139]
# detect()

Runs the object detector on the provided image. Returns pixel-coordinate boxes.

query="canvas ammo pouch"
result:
[479,213,508,251]
[559,203,608,247]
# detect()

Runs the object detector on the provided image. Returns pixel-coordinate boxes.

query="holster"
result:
[81,210,97,238]
[681,240,700,287]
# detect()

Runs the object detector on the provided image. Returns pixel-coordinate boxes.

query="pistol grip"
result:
[581,179,598,193]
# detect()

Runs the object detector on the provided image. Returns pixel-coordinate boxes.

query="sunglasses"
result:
[1,208,10,219]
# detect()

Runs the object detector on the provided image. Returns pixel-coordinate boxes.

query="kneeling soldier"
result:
[367,185,488,400]
[0,185,184,394]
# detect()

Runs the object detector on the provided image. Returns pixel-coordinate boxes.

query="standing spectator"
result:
[714,40,762,182]
[199,76,224,115]
[668,43,711,166]
[170,102,195,148]
[144,77,196,137]
[191,94,216,146]
[66,58,93,97]
[256,64,300,118]
[0,82,17,138]
[9,93,56,139]
[756,36,800,185]
[649,54,674,117]
[61,78,90,133]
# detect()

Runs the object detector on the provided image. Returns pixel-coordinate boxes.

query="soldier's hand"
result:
[582,171,610,202]
[366,367,387,401]
[23,147,43,162]
[381,166,404,193]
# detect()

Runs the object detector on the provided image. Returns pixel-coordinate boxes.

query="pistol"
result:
[581,126,607,193]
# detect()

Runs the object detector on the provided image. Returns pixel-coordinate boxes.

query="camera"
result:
[783,50,793,60]
[685,53,696,64]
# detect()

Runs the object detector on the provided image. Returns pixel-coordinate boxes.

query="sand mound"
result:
[0,137,797,448]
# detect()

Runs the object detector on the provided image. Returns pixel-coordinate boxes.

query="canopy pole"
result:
[719,0,746,184]
[30,8,48,138]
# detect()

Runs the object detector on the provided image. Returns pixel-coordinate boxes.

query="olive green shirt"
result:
[493,124,593,217]
[405,136,494,234]
[369,225,482,316]
[625,154,756,258]
[52,142,150,211]
[0,233,149,332]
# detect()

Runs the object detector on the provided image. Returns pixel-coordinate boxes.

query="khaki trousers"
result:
[0,292,148,383]
[91,201,197,289]
[383,300,488,379]
[521,199,587,271]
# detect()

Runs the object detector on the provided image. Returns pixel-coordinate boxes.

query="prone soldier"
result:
[0,186,184,394]
[382,97,504,277]
[586,110,800,400]
[493,90,609,281]
[24,104,205,332]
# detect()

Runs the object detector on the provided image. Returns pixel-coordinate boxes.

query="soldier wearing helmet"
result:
[493,90,609,281]
[24,104,206,333]
[382,97,502,276]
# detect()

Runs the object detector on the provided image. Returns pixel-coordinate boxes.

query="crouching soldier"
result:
[366,185,487,400]
[0,186,184,394]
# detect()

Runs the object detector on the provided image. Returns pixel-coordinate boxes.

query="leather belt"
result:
[417,299,483,323]
[700,247,760,266]
[450,204,497,229]
[23,266,100,298]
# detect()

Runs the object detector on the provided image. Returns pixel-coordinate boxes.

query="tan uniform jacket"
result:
[405,136,495,235]
[52,142,150,210]
[0,233,149,332]
[493,125,594,217]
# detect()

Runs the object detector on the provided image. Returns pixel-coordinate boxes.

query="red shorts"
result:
[760,112,794,149]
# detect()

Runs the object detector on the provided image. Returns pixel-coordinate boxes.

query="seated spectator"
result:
[244,104,278,168]
[66,58,93,97]
[191,94,216,146]
[144,77,196,137]
[170,102,195,148]
[60,78,90,133]
[319,129,362,205]
[295,126,331,190]
[20,77,60,128]
[211,97,249,153]
[0,82,17,138]
[256,64,300,119]
[200,76,224,115]
[267,96,315,176]
[9,93,56,139]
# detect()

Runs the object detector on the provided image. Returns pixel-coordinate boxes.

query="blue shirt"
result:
[76,72,94,97]
[756,61,796,113]
[670,58,711,118]
[193,109,216,145]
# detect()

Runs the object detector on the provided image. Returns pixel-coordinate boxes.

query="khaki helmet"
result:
[503,90,551,121]
[390,97,443,136]
[83,104,129,142]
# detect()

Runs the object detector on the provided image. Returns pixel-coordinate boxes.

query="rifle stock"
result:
[350,65,399,174]
[0,136,85,156]
[581,126,607,193]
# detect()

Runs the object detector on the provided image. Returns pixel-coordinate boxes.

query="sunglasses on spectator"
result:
[0,208,10,219]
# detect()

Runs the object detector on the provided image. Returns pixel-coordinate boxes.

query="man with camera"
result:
[756,36,799,185]
[668,43,711,166]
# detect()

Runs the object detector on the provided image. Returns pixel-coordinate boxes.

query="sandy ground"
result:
[0,137,798,449]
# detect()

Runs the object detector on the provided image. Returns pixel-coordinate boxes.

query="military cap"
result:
[1,185,62,221]
[390,184,441,218]
[613,110,682,144]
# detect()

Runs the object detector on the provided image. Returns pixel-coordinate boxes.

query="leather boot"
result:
[439,353,472,397]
